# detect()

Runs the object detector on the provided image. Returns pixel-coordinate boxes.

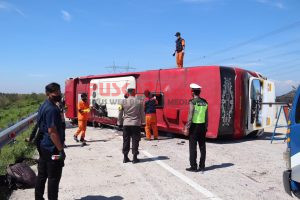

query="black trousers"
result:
[189,123,206,169]
[123,126,141,156]
[35,148,64,200]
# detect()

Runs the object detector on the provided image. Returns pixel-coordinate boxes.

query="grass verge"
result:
[0,127,37,200]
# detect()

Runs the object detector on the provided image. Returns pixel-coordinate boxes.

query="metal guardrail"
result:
[0,112,38,150]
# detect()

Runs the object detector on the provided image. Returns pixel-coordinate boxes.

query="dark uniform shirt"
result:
[38,99,65,153]
[144,97,158,114]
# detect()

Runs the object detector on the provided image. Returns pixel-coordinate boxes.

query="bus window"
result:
[296,97,300,124]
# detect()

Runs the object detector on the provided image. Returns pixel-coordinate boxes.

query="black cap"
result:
[175,32,181,36]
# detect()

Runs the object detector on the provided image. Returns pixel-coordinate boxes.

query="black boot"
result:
[132,154,140,164]
[73,135,79,142]
[123,155,131,163]
[186,166,197,172]
[80,138,87,147]
[199,164,205,173]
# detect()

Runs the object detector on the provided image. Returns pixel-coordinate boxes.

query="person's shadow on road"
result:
[205,163,234,171]
[139,156,169,163]
[76,195,123,200]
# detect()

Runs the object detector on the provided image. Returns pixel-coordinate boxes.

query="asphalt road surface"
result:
[10,119,291,200]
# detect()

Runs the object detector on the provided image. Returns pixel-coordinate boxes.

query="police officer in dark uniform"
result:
[184,83,208,173]
[35,83,66,200]
[118,88,145,164]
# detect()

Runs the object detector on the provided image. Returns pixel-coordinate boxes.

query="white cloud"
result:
[0,1,25,16]
[61,10,72,22]
[270,79,299,95]
[256,0,286,9]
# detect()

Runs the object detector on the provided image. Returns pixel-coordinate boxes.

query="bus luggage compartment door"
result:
[261,80,276,128]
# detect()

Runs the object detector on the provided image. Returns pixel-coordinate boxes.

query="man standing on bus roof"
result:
[74,93,90,147]
[183,83,208,173]
[118,88,145,164]
[144,89,159,140]
[173,32,185,68]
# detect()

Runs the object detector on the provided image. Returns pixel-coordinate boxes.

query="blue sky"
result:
[0,0,299,95]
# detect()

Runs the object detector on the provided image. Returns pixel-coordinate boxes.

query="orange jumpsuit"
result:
[176,39,185,68]
[75,100,89,140]
[144,97,158,139]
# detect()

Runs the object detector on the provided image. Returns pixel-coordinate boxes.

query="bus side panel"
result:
[157,69,186,133]
[65,78,77,119]
[135,71,167,129]
[90,76,136,118]
[75,78,91,120]
[233,68,246,139]
[186,66,221,138]
[218,67,235,137]
[261,80,276,128]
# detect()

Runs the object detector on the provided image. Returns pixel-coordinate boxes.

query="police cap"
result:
[190,83,202,90]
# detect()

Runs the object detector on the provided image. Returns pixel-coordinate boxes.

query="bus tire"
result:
[293,191,300,199]
[93,121,98,128]
[248,129,264,138]
[71,119,78,125]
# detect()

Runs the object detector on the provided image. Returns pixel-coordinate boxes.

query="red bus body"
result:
[65,66,260,139]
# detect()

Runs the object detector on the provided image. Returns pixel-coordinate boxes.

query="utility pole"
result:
[105,61,136,73]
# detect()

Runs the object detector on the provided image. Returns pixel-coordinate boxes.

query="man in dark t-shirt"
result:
[35,82,66,200]
[144,90,158,140]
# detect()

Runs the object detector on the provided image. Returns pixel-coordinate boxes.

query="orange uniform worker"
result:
[74,93,90,146]
[173,32,185,68]
[144,90,159,140]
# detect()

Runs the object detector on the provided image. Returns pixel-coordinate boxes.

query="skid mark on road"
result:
[141,150,223,200]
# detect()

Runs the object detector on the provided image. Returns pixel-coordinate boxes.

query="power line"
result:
[214,38,300,63]
[186,20,300,64]
[242,59,300,79]
[263,64,300,76]
[212,50,300,69]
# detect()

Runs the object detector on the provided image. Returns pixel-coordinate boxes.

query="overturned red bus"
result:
[65,66,276,139]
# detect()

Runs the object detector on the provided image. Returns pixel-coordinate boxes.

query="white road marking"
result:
[141,150,223,200]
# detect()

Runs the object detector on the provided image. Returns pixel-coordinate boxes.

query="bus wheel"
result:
[293,191,300,199]
[248,129,264,138]
[71,119,78,125]
[93,121,98,128]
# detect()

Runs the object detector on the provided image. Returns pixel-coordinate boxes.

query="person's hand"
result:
[118,124,123,130]
[59,150,66,160]
[183,127,189,136]
[172,53,175,56]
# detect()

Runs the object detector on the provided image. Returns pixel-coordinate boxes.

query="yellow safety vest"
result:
[192,99,208,124]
